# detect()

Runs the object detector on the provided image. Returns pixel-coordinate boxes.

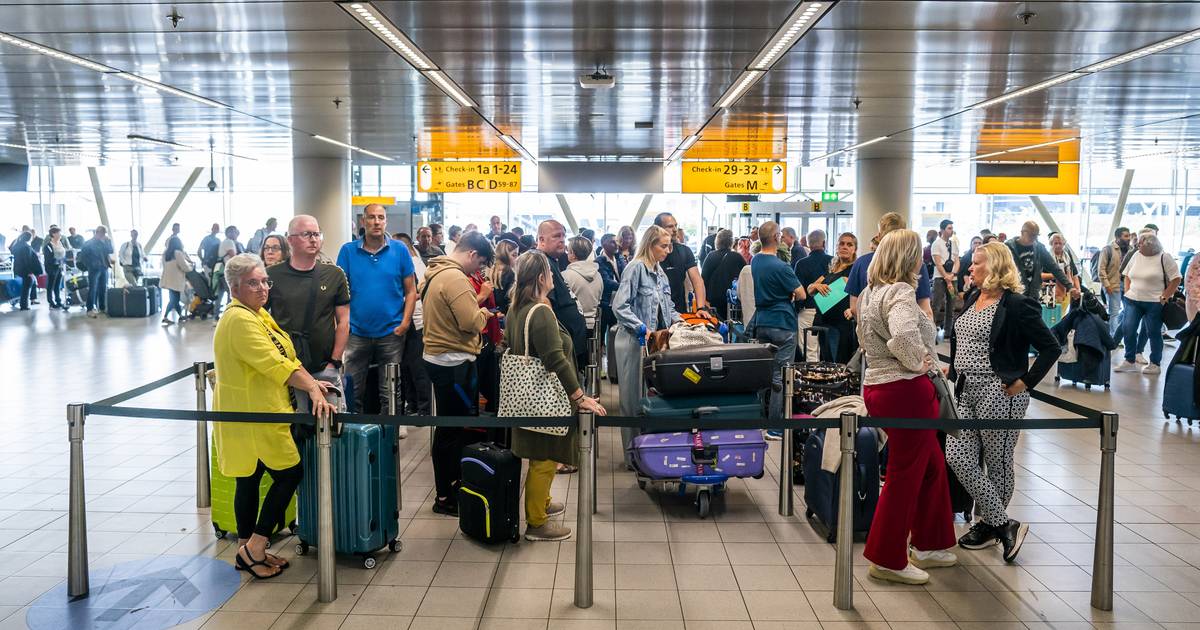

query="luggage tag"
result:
[683,364,703,385]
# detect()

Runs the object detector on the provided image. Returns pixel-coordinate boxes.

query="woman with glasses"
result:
[213,253,335,579]
[259,234,290,267]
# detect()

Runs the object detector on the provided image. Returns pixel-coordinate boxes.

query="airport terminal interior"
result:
[2,1,1200,629]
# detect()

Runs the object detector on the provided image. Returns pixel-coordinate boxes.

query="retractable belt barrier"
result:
[66,359,1118,616]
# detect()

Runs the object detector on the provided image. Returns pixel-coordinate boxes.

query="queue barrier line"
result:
[67,360,1118,615]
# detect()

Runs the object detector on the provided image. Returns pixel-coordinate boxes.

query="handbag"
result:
[925,338,961,438]
[497,303,572,436]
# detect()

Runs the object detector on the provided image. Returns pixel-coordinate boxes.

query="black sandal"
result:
[264,553,290,569]
[235,546,281,580]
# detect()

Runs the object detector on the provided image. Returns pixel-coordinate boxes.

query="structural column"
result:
[293,157,352,253]
[855,157,913,239]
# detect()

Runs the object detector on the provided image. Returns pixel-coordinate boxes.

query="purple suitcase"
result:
[629,430,766,479]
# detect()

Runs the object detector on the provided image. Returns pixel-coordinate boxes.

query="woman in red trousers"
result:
[854,229,957,585]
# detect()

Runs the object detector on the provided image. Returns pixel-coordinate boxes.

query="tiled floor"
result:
[1,308,1199,630]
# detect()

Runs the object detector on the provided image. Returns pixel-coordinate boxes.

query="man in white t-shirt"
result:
[215,225,244,314]
[1115,232,1181,374]
[930,219,960,333]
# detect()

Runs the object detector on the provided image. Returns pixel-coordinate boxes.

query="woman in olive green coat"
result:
[505,251,606,541]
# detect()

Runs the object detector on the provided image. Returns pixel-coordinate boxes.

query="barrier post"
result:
[67,403,89,599]
[584,363,599,515]
[778,363,795,516]
[385,363,403,509]
[574,409,595,609]
[1091,411,1118,611]
[316,412,337,603]
[193,362,211,509]
[833,411,857,611]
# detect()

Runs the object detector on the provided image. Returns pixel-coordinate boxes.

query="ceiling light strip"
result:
[749,1,834,71]
[1078,28,1200,74]
[0,32,115,73]
[424,70,478,108]
[500,135,536,162]
[336,2,435,70]
[714,70,765,110]
[313,134,394,161]
[965,72,1086,111]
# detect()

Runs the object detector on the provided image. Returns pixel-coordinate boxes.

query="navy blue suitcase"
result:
[1056,356,1111,389]
[803,428,880,542]
[1163,363,1200,425]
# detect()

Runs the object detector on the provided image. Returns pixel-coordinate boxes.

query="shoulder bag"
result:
[285,271,321,371]
[497,303,573,436]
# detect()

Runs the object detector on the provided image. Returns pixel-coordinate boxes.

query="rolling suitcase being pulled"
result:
[803,428,880,542]
[459,442,522,544]
[295,422,402,568]
[643,343,774,395]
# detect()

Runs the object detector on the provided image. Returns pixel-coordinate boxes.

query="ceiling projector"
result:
[579,71,615,89]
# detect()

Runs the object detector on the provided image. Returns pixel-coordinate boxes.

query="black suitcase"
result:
[803,428,880,542]
[106,286,159,317]
[458,442,521,544]
[643,343,775,396]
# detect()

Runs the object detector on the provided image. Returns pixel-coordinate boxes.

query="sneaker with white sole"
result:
[909,547,958,569]
[545,501,565,517]
[1136,353,1148,365]
[1114,361,1139,372]
[524,522,572,541]
[1142,363,1161,375]
[868,563,929,585]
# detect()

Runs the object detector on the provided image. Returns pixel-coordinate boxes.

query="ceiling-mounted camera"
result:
[207,179,217,192]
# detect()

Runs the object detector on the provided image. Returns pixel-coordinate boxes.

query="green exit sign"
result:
[821,191,839,202]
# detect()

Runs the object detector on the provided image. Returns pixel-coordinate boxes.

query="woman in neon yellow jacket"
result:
[214,253,334,579]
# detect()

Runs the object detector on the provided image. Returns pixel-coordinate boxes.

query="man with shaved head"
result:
[538,219,589,367]
[266,214,351,382]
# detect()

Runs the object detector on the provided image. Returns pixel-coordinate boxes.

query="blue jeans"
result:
[86,268,108,312]
[1103,289,1123,338]
[755,326,797,421]
[1123,298,1164,365]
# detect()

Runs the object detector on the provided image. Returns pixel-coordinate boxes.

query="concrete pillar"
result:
[855,157,913,240]
[293,157,352,257]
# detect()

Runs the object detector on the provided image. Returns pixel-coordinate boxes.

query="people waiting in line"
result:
[488,215,505,242]
[259,234,289,267]
[421,232,496,516]
[612,225,681,465]
[616,225,635,268]
[563,236,603,333]
[199,223,222,272]
[1097,227,1133,338]
[66,226,84,250]
[119,229,146,286]
[43,227,67,310]
[11,231,41,311]
[414,226,442,264]
[398,237,433,416]
[849,212,935,321]
[856,228,957,585]
[595,233,623,335]
[448,225,462,246]
[468,248,503,415]
[1044,232,1081,317]
[750,221,806,420]
[160,236,194,325]
[653,212,707,314]
[490,238,518,315]
[1005,221,1076,303]
[336,204,416,435]
[930,219,959,333]
[781,226,808,264]
[959,235,982,292]
[700,229,746,321]
[793,229,832,361]
[505,250,606,541]
[246,217,278,255]
[1116,231,1181,375]
[1186,249,1200,321]
[79,225,114,317]
[537,221,590,369]
[212,252,335,580]
[813,232,859,363]
[946,241,1059,563]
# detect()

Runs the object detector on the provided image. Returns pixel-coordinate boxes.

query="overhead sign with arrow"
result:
[417,161,522,193]
[681,161,786,194]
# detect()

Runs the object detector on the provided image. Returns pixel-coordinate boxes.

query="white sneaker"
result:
[397,426,408,439]
[868,563,929,585]
[1135,353,1148,365]
[1114,361,1138,372]
[909,547,958,569]
[1142,364,1161,375]
[86,310,98,319]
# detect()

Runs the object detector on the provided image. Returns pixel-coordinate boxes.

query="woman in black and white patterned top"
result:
[946,241,1060,564]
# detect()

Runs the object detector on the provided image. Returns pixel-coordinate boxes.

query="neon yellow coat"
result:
[212,298,302,477]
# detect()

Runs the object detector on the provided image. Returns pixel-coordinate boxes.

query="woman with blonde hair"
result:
[812,232,858,362]
[611,225,682,464]
[945,242,1059,562]
[856,229,956,585]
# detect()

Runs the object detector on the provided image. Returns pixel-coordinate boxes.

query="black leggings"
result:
[234,460,303,540]
[426,360,479,502]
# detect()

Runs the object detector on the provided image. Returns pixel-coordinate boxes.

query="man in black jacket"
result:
[1005,221,1078,302]
[537,220,589,367]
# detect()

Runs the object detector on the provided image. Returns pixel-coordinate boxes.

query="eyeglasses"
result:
[262,246,283,253]
[291,231,323,240]
[243,279,274,290]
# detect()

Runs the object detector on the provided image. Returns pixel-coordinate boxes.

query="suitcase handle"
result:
[690,430,718,466]
[692,406,720,418]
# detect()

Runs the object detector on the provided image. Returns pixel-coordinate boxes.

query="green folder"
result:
[813,276,848,314]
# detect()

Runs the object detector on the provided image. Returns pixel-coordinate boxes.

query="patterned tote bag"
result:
[498,302,572,435]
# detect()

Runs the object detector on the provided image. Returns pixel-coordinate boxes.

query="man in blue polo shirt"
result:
[847,211,934,321]
[750,221,806,421]
[337,204,417,423]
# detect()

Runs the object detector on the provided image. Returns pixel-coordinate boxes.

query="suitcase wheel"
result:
[1085,384,1092,390]
[363,556,377,570]
[696,490,711,519]
[388,539,403,553]
[637,479,647,490]
[213,526,227,540]
[805,508,814,519]
[295,542,310,556]
[510,533,521,544]
[1054,376,1060,382]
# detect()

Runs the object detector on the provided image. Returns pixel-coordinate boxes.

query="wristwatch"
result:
[329,359,343,370]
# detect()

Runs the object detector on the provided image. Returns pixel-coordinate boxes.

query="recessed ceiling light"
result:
[748,1,835,71]
[312,134,394,161]
[424,71,478,109]
[334,1,435,70]
[715,70,765,109]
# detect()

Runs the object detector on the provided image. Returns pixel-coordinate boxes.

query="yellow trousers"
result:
[524,459,557,527]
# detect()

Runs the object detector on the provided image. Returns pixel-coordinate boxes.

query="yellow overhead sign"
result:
[351,196,396,206]
[681,161,786,194]
[973,138,1080,195]
[417,161,521,193]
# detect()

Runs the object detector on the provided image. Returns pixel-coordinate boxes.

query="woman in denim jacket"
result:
[612,225,681,465]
